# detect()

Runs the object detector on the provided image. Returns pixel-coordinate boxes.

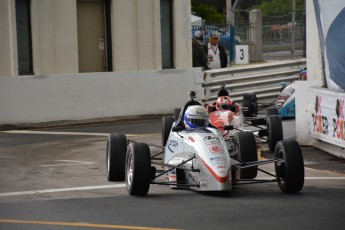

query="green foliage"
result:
[252,0,305,15]
[192,4,225,22]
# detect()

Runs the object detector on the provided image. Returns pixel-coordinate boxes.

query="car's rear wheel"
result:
[162,116,175,146]
[126,143,151,196]
[174,108,181,121]
[234,131,258,179]
[106,133,127,181]
[242,93,258,117]
[275,140,304,193]
[267,115,283,152]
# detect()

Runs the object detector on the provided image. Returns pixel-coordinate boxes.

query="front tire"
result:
[106,133,127,181]
[234,131,258,179]
[267,115,283,152]
[275,140,304,193]
[126,143,151,196]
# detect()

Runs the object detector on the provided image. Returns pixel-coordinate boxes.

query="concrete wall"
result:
[0,69,203,125]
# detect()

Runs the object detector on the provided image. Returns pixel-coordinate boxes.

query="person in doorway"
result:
[192,30,208,70]
[205,33,228,69]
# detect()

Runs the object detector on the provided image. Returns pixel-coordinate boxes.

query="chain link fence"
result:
[191,2,306,62]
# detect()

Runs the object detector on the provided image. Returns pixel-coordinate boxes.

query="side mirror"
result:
[172,126,183,132]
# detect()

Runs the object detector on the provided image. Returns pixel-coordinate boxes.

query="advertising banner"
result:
[313,0,345,91]
[308,87,345,148]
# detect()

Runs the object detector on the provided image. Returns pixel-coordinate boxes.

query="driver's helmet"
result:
[216,96,232,110]
[184,105,209,128]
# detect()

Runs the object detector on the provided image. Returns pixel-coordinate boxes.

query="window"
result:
[160,0,174,69]
[15,0,33,75]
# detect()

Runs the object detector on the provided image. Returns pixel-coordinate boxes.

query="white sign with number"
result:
[235,45,249,64]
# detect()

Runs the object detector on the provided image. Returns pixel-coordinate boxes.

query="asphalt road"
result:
[0,118,345,230]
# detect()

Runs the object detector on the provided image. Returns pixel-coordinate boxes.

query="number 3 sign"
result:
[235,45,249,64]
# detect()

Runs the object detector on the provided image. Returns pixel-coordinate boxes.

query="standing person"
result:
[192,30,208,70]
[205,33,228,69]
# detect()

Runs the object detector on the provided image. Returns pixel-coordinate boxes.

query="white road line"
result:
[40,160,95,167]
[0,184,126,197]
[0,130,159,137]
[1,177,345,198]
[1,130,108,136]
[257,177,345,180]
[0,156,19,159]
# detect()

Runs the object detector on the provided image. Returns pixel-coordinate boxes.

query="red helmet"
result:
[216,96,232,110]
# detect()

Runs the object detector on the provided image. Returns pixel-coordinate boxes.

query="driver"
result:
[206,85,240,113]
[183,105,209,128]
[216,96,233,110]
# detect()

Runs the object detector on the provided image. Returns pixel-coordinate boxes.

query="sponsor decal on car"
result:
[187,135,195,142]
[168,139,179,153]
[209,145,223,153]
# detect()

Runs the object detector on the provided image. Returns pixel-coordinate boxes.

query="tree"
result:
[251,0,305,15]
[192,3,225,22]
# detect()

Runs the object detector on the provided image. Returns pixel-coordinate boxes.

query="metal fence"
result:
[192,9,306,62]
[203,59,307,104]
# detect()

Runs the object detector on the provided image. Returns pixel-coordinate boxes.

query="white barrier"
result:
[203,59,306,104]
[0,69,204,126]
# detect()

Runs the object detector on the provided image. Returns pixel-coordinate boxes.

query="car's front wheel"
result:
[267,115,283,152]
[275,140,304,193]
[126,142,151,196]
[234,131,258,179]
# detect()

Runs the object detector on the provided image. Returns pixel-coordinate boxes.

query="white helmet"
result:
[184,105,209,128]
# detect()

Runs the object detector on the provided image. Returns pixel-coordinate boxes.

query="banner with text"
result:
[308,87,345,148]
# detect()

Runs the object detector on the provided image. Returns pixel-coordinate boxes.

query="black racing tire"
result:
[106,133,127,181]
[267,115,283,152]
[242,93,258,118]
[125,143,151,196]
[234,131,258,179]
[174,108,181,121]
[274,140,304,193]
[162,116,175,146]
[267,107,279,116]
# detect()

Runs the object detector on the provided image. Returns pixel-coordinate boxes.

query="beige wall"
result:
[173,0,192,68]
[0,0,16,76]
[0,0,192,75]
[31,0,79,74]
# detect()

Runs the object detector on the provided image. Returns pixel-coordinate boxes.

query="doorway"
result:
[77,0,112,72]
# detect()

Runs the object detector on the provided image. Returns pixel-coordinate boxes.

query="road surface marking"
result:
[0,219,180,230]
[0,130,160,137]
[40,160,95,167]
[0,184,126,197]
[1,176,345,198]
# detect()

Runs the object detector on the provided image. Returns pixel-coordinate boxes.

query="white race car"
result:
[106,92,304,196]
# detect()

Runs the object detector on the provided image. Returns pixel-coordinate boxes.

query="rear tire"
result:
[234,131,258,179]
[106,133,127,181]
[174,108,181,121]
[242,93,258,117]
[126,143,151,196]
[275,140,304,193]
[162,116,175,146]
[267,115,283,152]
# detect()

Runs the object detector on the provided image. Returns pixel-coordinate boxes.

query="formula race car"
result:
[205,85,283,152]
[106,92,305,196]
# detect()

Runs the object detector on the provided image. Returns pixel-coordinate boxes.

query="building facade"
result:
[0,0,202,126]
[0,0,192,76]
